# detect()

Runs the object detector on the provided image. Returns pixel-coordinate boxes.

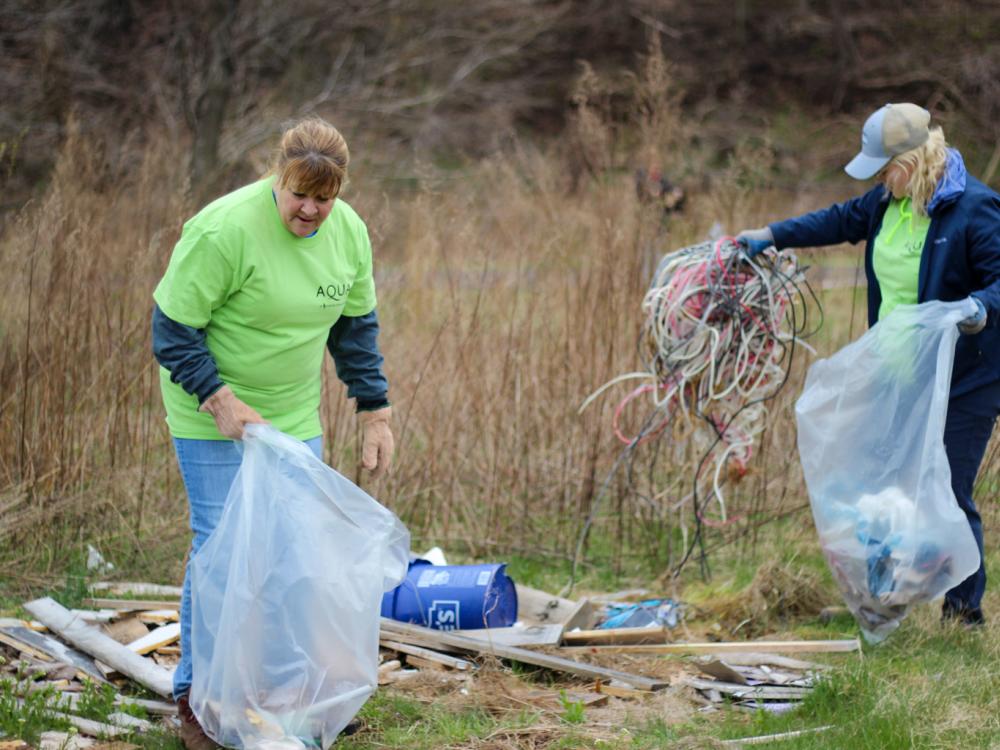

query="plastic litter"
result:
[381,559,517,630]
[796,300,981,642]
[598,599,683,629]
[189,425,410,749]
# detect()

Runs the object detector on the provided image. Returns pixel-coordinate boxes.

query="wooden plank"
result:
[126,622,181,655]
[458,623,564,647]
[720,725,835,746]
[681,677,812,701]
[59,693,177,716]
[0,618,45,631]
[697,660,748,685]
[102,615,151,645]
[563,600,600,632]
[69,610,118,624]
[405,654,447,671]
[697,652,830,671]
[559,638,861,657]
[38,734,94,750]
[82,598,182,612]
[379,618,667,691]
[380,639,475,671]
[514,585,598,629]
[562,625,675,646]
[137,609,179,624]
[24,597,174,698]
[0,627,110,685]
[14,700,138,739]
[90,582,182,598]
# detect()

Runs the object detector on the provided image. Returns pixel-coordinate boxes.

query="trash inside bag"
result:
[598,599,683,630]
[795,300,981,643]
[190,425,410,749]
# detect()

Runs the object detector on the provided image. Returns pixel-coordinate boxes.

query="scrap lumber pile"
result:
[0,590,181,746]
[0,582,859,745]
[683,653,828,714]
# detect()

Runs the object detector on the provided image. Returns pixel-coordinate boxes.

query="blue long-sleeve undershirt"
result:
[151,304,389,411]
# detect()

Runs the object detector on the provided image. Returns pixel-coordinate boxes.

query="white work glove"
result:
[359,406,394,479]
[199,385,267,440]
[958,296,987,335]
[735,227,775,258]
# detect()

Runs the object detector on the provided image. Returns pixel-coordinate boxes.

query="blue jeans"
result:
[171,435,322,700]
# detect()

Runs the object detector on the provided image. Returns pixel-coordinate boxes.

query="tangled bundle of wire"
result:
[576,236,819,581]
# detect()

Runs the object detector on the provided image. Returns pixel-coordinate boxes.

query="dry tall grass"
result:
[2,54,996,592]
[0,57,819,584]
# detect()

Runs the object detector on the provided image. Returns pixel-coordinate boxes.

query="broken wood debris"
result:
[24,598,174,697]
[82,598,181,612]
[0,592,186,746]
[380,617,670,691]
[562,624,675,646]
[682,653,829,713]
[0,625,111,685]
[719,724,835,746]
[559,637,861,656]
[379,638,476,671]
[0,579,857,746]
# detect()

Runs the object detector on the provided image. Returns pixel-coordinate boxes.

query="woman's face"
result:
[879,160,913,200]
[274,184,334,237]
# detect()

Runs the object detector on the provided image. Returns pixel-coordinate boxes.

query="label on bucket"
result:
[428,600,460,630]
[476,570,491,586]
[417,569,451,588]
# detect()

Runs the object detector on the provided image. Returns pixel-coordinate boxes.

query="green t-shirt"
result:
[154,178,377,440]
[872,197,930,320]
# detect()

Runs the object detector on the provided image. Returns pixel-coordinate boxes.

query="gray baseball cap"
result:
[845,103,931,179]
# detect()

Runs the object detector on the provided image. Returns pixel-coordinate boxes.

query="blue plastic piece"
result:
[598,599,681,629]
[380,559,518,631]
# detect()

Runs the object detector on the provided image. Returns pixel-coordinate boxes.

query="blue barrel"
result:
[380,560,518,631]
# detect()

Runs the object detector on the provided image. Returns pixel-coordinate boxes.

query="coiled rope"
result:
[571,236,820,588]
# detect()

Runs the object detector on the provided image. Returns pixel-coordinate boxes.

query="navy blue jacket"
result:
[769,152,1000,402]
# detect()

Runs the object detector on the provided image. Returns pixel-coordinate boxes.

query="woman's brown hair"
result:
[272,117,349,199]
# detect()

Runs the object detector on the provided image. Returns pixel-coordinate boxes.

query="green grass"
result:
[0,676,185,748]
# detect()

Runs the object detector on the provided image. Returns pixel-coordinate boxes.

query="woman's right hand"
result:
[735,227,775,258]
[199,385,267,440]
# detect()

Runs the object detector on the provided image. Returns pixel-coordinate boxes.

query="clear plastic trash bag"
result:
[795,300,981,643]
[190,425,410,749]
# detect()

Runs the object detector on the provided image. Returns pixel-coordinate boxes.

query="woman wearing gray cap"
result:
[737,102,1000,627]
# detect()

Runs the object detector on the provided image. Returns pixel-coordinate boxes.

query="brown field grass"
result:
[1,52,998,602]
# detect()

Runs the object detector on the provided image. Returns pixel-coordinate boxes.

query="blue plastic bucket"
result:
[380,560,518,631]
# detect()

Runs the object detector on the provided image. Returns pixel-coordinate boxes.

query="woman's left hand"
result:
[359,407,394,479]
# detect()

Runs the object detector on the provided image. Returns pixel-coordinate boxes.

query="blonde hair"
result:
[892,126,948,215]
[272,117,349,199]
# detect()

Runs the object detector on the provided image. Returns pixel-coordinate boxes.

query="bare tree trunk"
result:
[189,0,238,196]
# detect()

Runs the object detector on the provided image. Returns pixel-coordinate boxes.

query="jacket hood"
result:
[927,148,967,216]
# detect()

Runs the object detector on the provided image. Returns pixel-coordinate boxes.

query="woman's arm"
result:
[151,303,225,405]
[152,304,264,438]
[770,186,885,250]
[326,310,390,411]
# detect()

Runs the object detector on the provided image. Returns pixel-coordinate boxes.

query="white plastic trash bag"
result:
[795,300,980,643]
[190,424,410,749]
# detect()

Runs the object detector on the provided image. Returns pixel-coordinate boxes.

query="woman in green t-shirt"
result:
[152,117,392,748]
